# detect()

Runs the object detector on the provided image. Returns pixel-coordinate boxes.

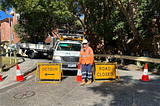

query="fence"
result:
[0,45,17,72]
[94,54,160,65]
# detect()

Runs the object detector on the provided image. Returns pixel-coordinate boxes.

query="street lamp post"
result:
[9,18,11,64]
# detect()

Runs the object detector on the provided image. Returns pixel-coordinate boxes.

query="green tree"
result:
[1,0,78,43]
[1,0,159,55]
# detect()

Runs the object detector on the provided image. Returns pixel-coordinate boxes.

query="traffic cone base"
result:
[17,75,24,82]
[0,75,3,81]
[76,75,82,82]
[141,75,149,81]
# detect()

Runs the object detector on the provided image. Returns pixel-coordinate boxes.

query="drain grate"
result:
[13,91,35,99]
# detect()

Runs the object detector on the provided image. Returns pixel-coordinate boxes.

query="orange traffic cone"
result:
[0,75,3,81]
[76,64,82,82]
[141,63,149,81]
[16,64,24,82]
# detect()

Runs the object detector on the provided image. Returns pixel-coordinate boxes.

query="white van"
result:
[52,29,84,71]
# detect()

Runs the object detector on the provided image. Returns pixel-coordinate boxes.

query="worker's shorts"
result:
[81,64,92,80]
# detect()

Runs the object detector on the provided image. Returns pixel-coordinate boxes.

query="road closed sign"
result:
[93,62,120,83]
[95,64,116,79]
[39,65,60,79]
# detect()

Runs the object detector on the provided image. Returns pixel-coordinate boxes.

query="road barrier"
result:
[35,63,63,83]
[94,54,160,65]
[93,62,120,83]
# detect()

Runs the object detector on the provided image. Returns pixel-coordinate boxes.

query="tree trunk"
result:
[112,0,140,41]
[156,15,160,34]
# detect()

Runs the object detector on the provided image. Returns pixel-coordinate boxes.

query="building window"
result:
[12,34,14,40]
[11,20,13,27]
[2,28,4,36]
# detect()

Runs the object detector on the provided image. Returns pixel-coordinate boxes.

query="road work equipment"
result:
[0,75,3,81]
[76,64,82,82]
[141,63,149,81]
[16,64,24,82]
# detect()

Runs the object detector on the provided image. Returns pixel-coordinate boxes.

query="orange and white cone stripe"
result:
[143,68,148,75]
[76,64,82,82]
[16,64,24,82]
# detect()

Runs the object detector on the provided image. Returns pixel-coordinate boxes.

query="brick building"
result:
[0,9,20,45]
[0,9,58,46]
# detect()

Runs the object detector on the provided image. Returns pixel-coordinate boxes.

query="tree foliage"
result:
[1,0,160,55]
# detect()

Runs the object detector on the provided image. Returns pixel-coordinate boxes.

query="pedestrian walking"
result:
[78,39,94,85]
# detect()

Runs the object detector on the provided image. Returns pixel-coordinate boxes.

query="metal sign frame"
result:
[93,62,120,83]
[35,63,63,84]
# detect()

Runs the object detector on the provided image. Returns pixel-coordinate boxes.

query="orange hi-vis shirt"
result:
[79,47,94,65]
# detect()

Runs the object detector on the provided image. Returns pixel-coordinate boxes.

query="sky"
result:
[0,8,13,21]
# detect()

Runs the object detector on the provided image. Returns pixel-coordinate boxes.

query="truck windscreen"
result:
[57,43,81,51]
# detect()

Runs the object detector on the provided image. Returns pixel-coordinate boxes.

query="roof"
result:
[0,18,13,24]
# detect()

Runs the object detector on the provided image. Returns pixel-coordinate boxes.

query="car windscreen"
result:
[57,43,81,51]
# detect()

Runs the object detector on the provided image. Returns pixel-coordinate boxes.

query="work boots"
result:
[80,79,86,86]
[85,79,92,85]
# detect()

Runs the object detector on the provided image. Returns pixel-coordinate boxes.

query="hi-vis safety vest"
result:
[79,47,94,65]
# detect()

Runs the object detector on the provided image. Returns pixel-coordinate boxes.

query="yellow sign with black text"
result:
[35,63,63,84]
[95,65,116,79]
[39,65,60,79]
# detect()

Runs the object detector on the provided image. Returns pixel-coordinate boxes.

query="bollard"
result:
[14,51,17,64]
[120,58,124,66]
[2,45,4,54]
[6,45,8,57]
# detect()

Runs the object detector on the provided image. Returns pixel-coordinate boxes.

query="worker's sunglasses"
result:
[83,43,87,45]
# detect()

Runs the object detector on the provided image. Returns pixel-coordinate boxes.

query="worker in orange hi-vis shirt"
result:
[78,39,94,86]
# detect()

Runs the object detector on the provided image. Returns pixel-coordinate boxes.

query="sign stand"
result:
[35,63,63,84]
[93,62,120,83]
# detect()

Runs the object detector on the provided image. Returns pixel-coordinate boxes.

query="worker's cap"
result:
[82,39,88,44]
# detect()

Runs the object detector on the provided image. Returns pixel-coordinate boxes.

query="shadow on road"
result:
[63,71,77,76]
[88,81,133,106]
[87,74,160,106]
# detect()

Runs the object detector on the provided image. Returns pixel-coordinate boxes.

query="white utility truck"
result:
[19,37,59,59]
[52,29,84,71]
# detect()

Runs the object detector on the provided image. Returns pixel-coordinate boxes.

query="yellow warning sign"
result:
[35,63,63,84]
[39,65,60,79]
[95,64,116,79]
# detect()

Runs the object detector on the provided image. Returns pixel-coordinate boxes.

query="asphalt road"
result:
[0,57,160,106]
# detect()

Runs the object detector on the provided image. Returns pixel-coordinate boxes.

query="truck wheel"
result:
[28,51,35,59]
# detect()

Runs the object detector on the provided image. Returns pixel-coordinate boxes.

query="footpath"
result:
[0,57,37,90]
